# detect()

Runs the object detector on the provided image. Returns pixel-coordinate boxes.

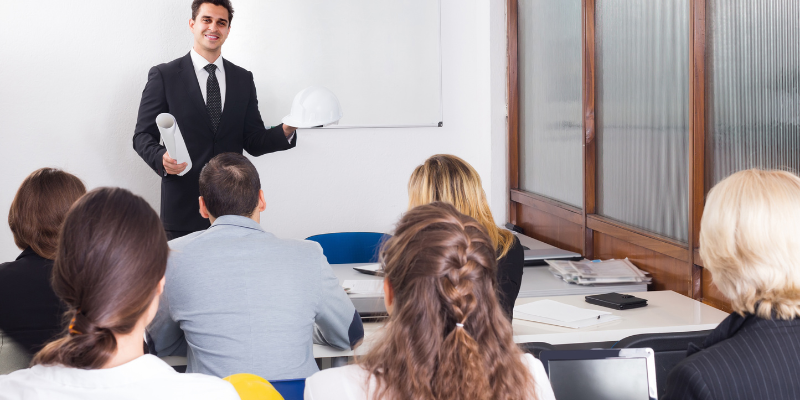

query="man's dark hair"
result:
[191,0,234,24]
[199,153,261,218]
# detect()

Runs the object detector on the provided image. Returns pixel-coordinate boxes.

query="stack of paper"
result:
[546,258,652,285]
[513,299,620,329]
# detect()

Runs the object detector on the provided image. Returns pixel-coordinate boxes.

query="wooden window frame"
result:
[507,0,721,308]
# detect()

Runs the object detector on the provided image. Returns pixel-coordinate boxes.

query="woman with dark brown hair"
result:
[0,168,85,368]
[304,202,555,400]
[0,188,238,400]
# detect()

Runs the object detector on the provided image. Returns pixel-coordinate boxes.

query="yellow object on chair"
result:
[223,373,285,400]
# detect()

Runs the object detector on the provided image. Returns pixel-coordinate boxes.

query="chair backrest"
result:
[0,329,34,375]
[305,232,391,264]
[518,341,554,359]
[223,373,284,400]
[613,330,712,398]
[269,378,306,400]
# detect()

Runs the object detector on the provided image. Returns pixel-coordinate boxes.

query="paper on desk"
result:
[156,113,192,176]
[513,299,621,329]
[342,280,384,295]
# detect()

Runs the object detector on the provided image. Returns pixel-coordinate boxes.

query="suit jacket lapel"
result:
[178,53,215,136]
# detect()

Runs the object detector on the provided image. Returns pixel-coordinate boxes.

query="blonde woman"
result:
[304,202,555,400]
[662,169,800,400]
[406,154,522,319]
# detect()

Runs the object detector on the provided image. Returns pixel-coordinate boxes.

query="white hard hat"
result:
[281,86,343,128]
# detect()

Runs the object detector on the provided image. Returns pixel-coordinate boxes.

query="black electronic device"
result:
[539,348,657,400]
[585,292,648,310]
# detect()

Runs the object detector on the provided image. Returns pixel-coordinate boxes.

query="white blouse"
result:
[304,353,556,400]
[0,354,239,400]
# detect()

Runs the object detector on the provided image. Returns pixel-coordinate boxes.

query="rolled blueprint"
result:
[156,113,192,176]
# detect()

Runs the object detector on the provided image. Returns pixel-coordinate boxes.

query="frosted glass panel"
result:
[706,0,800,187]
[518,0,583,208]
[596,0,691,242]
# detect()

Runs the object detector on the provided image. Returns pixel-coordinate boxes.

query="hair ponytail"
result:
[360,202,536,400]
[36,309,118,369]
[33,188,167,369]
[435,323,488,400]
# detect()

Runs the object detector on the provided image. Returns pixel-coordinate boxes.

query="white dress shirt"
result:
[187,48,294,145]
[190,48,226,112]
[304,353,557,400]
[0,355,239,400]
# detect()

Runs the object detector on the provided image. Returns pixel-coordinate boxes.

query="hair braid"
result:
[360,202,537,400]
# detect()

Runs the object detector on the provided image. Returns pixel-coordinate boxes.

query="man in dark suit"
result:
[133,0,296,239]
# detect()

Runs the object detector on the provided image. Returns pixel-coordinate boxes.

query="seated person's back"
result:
[0,168,85,361]
[305,202,555,400]
[0,188,238,400]
[148,153,363,379]
[662,169,800,400]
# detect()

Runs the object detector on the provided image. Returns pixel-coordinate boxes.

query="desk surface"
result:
[313,290,729,358]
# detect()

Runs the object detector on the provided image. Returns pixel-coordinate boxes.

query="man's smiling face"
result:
[189,3,230,56]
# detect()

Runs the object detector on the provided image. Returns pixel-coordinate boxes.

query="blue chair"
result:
[305,232,391,264]
[269,378,306,400]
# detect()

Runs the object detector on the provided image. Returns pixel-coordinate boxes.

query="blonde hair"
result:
[700,169,800,320]
[408,154,514,258]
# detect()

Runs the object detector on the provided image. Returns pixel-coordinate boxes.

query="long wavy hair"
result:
[33,187,168,369]
[358,202,536,400]
[408,154,515,259]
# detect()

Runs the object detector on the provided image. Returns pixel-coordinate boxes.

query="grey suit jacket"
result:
[147,216,362,379]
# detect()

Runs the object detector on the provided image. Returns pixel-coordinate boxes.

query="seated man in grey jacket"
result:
[147,152,364,380]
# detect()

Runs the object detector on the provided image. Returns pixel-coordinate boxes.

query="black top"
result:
[662,311,800,400]
[133,53,296,232]
[496,236,524,320]
[0,248,65,355]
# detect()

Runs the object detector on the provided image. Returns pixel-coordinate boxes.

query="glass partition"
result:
[595,0,691,242]
[706,0,800,187]
[518,0,584,208]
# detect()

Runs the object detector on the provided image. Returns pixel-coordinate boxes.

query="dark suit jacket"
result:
[496,236,523,320]
[133,53,296,232]
[662,312,800,400]
[0,248,65,355]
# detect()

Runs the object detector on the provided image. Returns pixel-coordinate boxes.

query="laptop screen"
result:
[546,358,651,400]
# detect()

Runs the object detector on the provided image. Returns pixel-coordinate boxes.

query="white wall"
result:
[0,0,508,261]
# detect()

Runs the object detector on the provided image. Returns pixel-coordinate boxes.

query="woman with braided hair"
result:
[0,188,238,400]
[304,202,555,400]
[406,154,524,320]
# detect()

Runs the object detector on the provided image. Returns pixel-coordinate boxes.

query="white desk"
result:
[335,264,646,314]
[313,290,729,358]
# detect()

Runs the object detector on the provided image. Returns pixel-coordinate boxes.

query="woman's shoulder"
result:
[147,369,239,399]
[305,364,372,400]
[520,353,557,400]
[0,357,239,400]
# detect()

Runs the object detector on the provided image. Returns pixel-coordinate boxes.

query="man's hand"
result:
[283,124,297,138]
[163,151,188,175]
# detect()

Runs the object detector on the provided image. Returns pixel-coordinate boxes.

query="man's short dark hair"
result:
[199,153,260,218]
[191,0,234,24]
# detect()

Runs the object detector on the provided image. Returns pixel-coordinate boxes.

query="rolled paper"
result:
[156,113,192,176]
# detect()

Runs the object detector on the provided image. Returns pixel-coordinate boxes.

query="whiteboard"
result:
[224,0,442,128]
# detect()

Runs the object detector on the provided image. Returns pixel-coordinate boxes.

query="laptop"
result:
[538,348,657,400]
[523,248,582,266]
